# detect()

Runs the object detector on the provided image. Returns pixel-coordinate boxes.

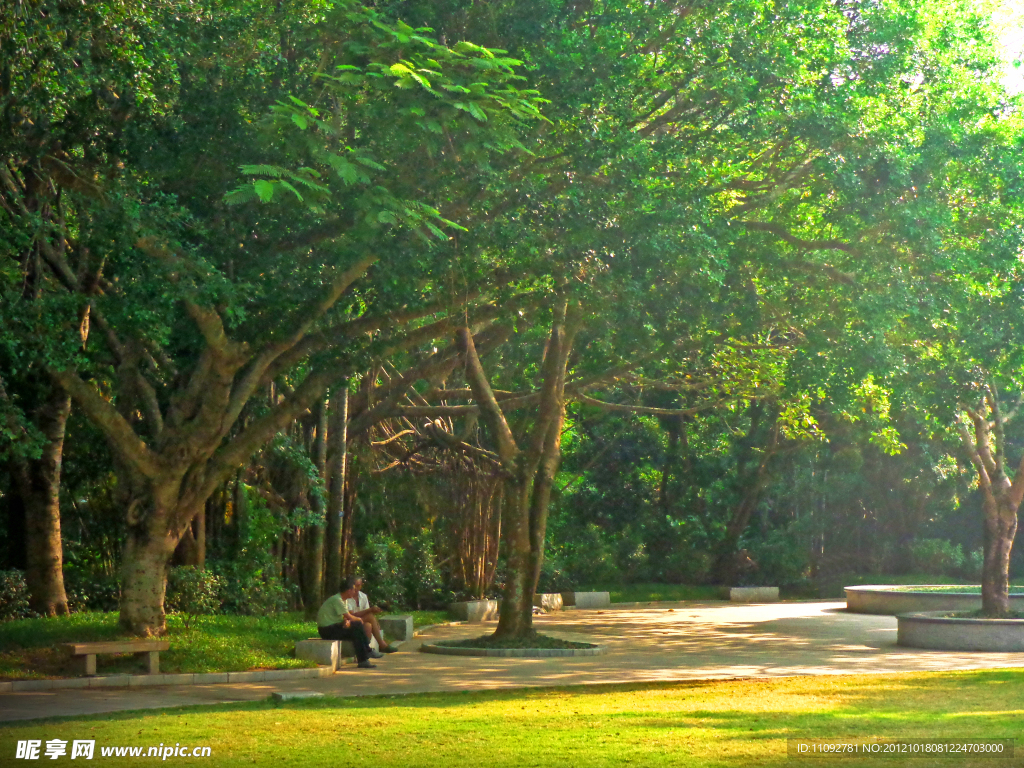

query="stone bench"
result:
[728,586,779,603]
[449,600,499,622]
[63,640,170,677]
[295,639,339,671]
[560,591,610,610]
[533,593,564,611]
[378,615,413,641]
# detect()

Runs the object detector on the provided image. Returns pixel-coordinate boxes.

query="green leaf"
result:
[254,180,275,203]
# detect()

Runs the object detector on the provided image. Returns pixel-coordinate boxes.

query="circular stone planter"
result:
[897,611,1024,652]
[420,643,605,658]
[845,585,1024,615]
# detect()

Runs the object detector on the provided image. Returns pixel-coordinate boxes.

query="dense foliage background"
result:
[2,0,1024,630]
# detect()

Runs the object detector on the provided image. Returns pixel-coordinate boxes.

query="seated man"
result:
[347,576,398,654]
[316,577,376,669]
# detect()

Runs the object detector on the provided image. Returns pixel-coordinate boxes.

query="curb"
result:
[0,666,333,693]
[419,643,605,658]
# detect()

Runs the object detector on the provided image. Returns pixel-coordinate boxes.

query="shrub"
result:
[0,570,33,621]
[910,539,964,576]
[166,566,223,630]
[63,568,120,612]
[403,529,452,609]
[748,527,811,588]
[213,561,290,616]
[363,533,405,609]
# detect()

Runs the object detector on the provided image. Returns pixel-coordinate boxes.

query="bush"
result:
[403,529,452,609]
[0,570,33,621]
[63,568,120,612]
[961,548,984,581]
[363,533,405,609]
[748,527,811,588]
[910,539,964,576]
[213,561,290,616]
[166,566,223,630]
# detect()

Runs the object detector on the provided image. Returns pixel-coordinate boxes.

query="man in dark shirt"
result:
[317,577,376,669]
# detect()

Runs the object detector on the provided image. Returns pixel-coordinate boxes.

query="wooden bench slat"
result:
[63,641,169,655]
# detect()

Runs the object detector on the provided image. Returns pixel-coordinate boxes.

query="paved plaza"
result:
[4,600,1024,723]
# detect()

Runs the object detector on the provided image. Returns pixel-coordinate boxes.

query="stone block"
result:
[570,592,611,610]
[448,600,499,622]
[379,615,414,641]
[227,670,265,683]
[193,673,229,684]
[88,675,130,688]
[295,639,339,671]
[155,674,194,686]
[533,593,564,611]
[13,679,55,691]
[52,678,90,689]
[272,691,324,702]
[728,586,779,603]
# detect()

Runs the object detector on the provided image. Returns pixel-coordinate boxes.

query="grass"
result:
[0,610,445,680]
[2,670,1024,766]
[436,633,595,650]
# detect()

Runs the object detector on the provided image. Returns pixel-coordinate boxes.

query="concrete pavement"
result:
[3,600,1024,723]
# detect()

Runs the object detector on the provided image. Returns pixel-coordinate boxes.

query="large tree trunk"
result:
[120,508,179,635]
[981,494,1017,616]
[10,387,71,616]
[494,476,535,638]
[958,392,1024,618]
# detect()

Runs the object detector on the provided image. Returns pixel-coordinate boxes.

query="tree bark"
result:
[9,386,71,616]
[981,496,1016,615]
[957,391,1024,617]
[324,387,348,596]
[302,397,328,619]
[120,504,180,635]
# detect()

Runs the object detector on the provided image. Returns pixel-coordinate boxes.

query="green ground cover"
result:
[0,611,445,680]
[2,671,1022,766]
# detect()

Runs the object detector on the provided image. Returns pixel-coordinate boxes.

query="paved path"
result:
[4,600,1024,723]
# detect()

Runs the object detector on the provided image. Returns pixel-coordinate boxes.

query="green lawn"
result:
[0,611,447,680]
[2,671,1023,766]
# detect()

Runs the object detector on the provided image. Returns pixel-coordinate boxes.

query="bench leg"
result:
[75,654,97,677]
[138,651,160,675]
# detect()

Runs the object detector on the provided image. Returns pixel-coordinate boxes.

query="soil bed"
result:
[421,633,604,658]
[435,634,594,650]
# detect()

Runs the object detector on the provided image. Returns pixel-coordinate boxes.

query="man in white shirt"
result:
[346,576,398,654]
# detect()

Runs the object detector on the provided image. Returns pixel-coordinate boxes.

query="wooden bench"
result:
[63,640,170,677]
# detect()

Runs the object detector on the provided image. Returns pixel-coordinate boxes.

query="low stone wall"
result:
[845,586,1024,615]
[897,611,1024,652]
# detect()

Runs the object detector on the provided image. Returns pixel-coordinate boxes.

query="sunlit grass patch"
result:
[3,671,1024,766]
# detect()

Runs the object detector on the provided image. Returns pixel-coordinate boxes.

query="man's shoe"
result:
[369,649,385,659]
[357,661,377,669]
[381,646,399,653]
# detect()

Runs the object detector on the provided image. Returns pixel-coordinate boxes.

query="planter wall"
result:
[897,611,1024,652]
[846,585,1024,615]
